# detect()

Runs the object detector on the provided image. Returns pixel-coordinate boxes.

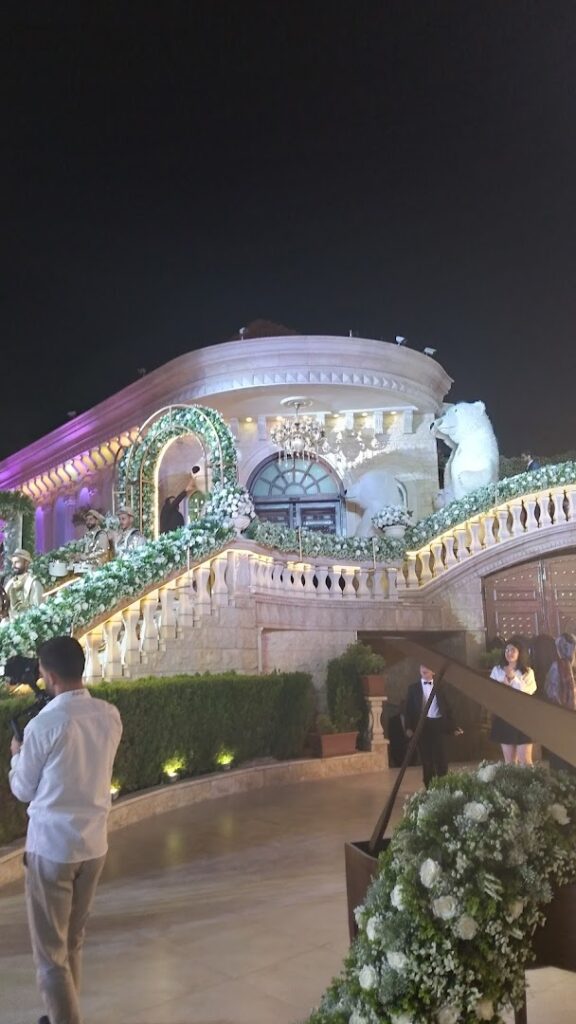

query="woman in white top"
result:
[489,637,537,765]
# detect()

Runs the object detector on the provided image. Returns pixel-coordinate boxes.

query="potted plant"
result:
[358,648,387,697]
[371,504,412,540]
[311,712,359,757]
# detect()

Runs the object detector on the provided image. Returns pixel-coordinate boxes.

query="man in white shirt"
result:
[9,636,122,1024]
[405,664,462,788]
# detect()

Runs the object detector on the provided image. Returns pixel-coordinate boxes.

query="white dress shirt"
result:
[9,688,122,862]
[421,679,441,718]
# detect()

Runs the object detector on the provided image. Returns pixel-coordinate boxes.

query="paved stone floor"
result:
[1,767,575,1024]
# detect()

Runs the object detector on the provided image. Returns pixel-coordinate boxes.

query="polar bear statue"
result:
[345,469,405,536]
[431,401,499,501]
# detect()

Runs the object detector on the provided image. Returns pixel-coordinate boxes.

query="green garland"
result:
[0,490,35,557]
[406,460,576,551]
[0,518,233,662]
[307,763,576,1024]
[117,405,238,538]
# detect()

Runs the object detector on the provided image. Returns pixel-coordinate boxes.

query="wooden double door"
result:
[484,551,576,641]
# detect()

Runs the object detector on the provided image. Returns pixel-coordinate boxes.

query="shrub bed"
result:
[0,671,314,847]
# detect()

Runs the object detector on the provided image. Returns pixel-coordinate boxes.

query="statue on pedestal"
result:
[5,549,44,619]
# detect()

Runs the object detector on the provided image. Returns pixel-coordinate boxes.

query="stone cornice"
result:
[0,335,453,489]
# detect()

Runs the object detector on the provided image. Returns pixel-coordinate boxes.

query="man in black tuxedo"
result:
[405,665,462,788]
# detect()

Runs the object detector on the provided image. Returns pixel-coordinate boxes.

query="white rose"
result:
[391,884,405,910]
[475,998,494,1020]
[391,1014,414,1024]
[455,914,478,940]
[420,858,442,888]
[477,763,498,783]
[464,801,489,823]
[358,964,377,990]
[549,803,570,825]
[507,899,524,921]
[354,906,364,927]
[366,916,380,941]
[350,1012,369,1024]
[437,1006,459,1024]
[386,950,408,971]
[432,895,458,920]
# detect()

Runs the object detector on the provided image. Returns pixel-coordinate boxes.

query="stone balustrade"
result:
[398,482,576,590]
[79,546,401,683]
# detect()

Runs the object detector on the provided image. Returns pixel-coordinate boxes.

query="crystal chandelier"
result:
[270,398,326,462]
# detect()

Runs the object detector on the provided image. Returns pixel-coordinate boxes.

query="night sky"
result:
[2,2,576,460]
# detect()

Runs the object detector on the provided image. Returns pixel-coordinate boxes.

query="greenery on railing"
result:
[406,460,576,550]
[247,519,405,561]
[0,519,233,663]
[0,670,315,847]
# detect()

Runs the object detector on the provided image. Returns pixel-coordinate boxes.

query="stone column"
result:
[366,695,389,752]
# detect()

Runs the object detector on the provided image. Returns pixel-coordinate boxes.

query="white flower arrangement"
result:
[306,763,576,1024]
[372,506,413,529]
[203,482,256,525]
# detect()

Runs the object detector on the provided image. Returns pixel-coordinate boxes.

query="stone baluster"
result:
[102,613,123,680]
[140,591,160,654]
[482,513,498,548]
[355,566,371,598]
[417,547,434,584]
[211,553,228,605]
[366,696,389,752]
[270,559,285,593]
[564,488,575,521]
[468,519,484,554]
[385,567,398,597]
[175,577,195,633]
[121,604,142,673]
[453,526,470,560]
[340,566,357,599]
[372,567,388,599]
[398,553,417,589]
[314,565,329,597]
[509,503,524,536]
[83,627,104,684]
[523,497,539,533]
[442,534,459,568]
[551,490,566,525]
[159,583,177,641]
[194,562,212,614]
[302,564,317,598]
[429,539,445,576]
[495,509,510,543]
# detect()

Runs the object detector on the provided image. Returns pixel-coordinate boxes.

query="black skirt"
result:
[490,715,531,746]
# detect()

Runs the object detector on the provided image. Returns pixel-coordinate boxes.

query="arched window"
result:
[248,456,344,534]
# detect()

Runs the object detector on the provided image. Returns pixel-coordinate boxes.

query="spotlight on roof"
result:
[423,347,437,356]
[238,327,247,338]
[137,367,147,377]
[395,336,406,346]
[67,411,77,419]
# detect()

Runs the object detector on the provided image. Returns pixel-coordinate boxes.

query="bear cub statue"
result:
[431,401,499,502]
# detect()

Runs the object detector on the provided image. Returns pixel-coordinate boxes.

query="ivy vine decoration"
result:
[0,490,36,560]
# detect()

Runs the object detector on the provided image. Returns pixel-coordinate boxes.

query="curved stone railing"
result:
[79,544,402,682]
[399,482,576,590]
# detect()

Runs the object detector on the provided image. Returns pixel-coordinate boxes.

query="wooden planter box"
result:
[311,731,359,758]
[361,673,386,697]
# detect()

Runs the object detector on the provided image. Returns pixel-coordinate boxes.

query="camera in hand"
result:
[2,655,51,741]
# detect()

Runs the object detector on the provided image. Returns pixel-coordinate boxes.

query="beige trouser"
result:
[24,851,106,1024]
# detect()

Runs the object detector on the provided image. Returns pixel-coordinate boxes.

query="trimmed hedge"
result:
[0,671,314,847]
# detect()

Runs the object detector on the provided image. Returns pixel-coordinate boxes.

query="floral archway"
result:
[116,405,238,537]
